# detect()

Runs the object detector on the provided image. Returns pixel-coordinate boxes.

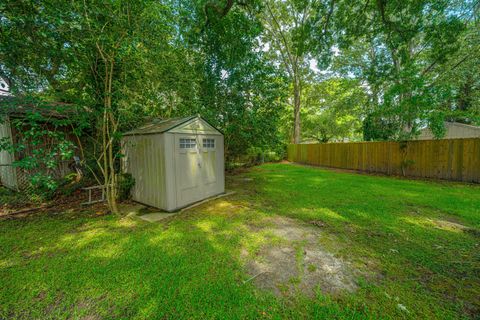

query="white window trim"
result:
[179,138,197,149]
[202,138,215,149]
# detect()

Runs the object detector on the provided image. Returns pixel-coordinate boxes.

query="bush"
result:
[56,173,90,197]
[0,187,29,209]
[28,173,58,201]
[264,150,283,162]
[225,147,285,171]
[117,173,135,201]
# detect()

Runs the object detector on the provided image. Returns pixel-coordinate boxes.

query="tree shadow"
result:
[0,205,294,319]
[240,163,480,317]
[1,164,479,318]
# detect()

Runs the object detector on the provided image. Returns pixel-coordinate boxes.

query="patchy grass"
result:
[1,163,479,319]
[0,187,29,212]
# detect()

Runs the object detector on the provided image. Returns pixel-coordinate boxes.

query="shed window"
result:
[179,138,196,149]
[203,138,215,148]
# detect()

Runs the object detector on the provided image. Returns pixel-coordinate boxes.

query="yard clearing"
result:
[1,163,479,319]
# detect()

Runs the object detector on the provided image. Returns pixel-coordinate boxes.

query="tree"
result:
[259,0,335,143]
[0,0,289,209]
[432,20,480,126]
[0,0,188,213]
[333,0,473,140]
[302,78,366,142]
[176,0,288,159]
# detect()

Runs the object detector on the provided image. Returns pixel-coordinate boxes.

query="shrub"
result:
[117,173,135,201]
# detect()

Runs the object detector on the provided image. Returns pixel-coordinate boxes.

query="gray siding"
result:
[417,122,480,140]
[122,116,225,211]
[163,133,177,211]
[122,134,167,209]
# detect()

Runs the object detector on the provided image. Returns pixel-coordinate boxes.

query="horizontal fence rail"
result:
[287,138,480,183]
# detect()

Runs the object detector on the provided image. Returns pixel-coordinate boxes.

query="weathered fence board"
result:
[287,138,480,183]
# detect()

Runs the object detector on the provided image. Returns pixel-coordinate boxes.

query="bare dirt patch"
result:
[429,218,480,237]
[244,216,360,297]
[430,218,470,231]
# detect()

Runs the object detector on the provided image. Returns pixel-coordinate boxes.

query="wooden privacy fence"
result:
[287,138,480,183]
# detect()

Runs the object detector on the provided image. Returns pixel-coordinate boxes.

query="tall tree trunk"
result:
[105,61,119,215]
[293,75,301,144]
[97,45,120,215]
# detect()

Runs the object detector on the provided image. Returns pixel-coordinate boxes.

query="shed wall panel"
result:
[122,134,167,209]
[163,133,177,211]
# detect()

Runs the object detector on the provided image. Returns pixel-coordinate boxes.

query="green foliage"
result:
[117,173,135,201]
[0,97,85,199]
[333,0,477,140]
[258,0,335,143]
[56,173,91,197]
[0,0,478,177]
[225,145,284,171]
[188,1,288,159]
[362,113,400,141]
[0,0,288,165]
[302,78,367,142]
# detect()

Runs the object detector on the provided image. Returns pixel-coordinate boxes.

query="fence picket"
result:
[287,138,480,183]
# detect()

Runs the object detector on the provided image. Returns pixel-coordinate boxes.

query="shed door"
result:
[199,135,220,197]
[174,134,205,207]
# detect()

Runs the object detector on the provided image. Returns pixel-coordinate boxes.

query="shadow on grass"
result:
[1,163,479,319]
[240,163,480,317]
[1,212,254,319]
[0,204,365,319]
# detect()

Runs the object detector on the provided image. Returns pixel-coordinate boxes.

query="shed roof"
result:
[123,115,221,136]
[0,96,75,119]
[445,121,480,130]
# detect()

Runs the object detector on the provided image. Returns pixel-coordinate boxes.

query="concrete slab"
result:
[138,212,176,222]
[126,190,236,222]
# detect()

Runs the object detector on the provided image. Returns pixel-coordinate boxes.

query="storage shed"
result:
[0,97,76,190]
[121,115,225,211]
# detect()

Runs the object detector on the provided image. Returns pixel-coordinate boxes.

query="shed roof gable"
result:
[123,115,222,136]
[167,117,221,135]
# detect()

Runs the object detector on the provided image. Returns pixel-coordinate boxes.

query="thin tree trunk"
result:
[293,75,301,144]
[105,60,119,215]
[97,44,120,215]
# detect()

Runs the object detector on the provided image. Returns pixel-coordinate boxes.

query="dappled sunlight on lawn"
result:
[0,212,268,318]
[195,219,217,232]
[60,227,112,249]
[295,207,349,222]
[0,257,17,269]
[211,200,233,209]
[57,218,141,254]
[401,215,471,234]
[268,174,287,179]
[401,215,442,230]
[242,163,480,317]
[147,229,178,246]
[1,163,479,319]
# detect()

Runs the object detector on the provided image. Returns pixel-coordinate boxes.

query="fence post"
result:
[286,138,480,183]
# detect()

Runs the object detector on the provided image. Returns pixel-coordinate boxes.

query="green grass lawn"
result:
[1,163,479,319]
